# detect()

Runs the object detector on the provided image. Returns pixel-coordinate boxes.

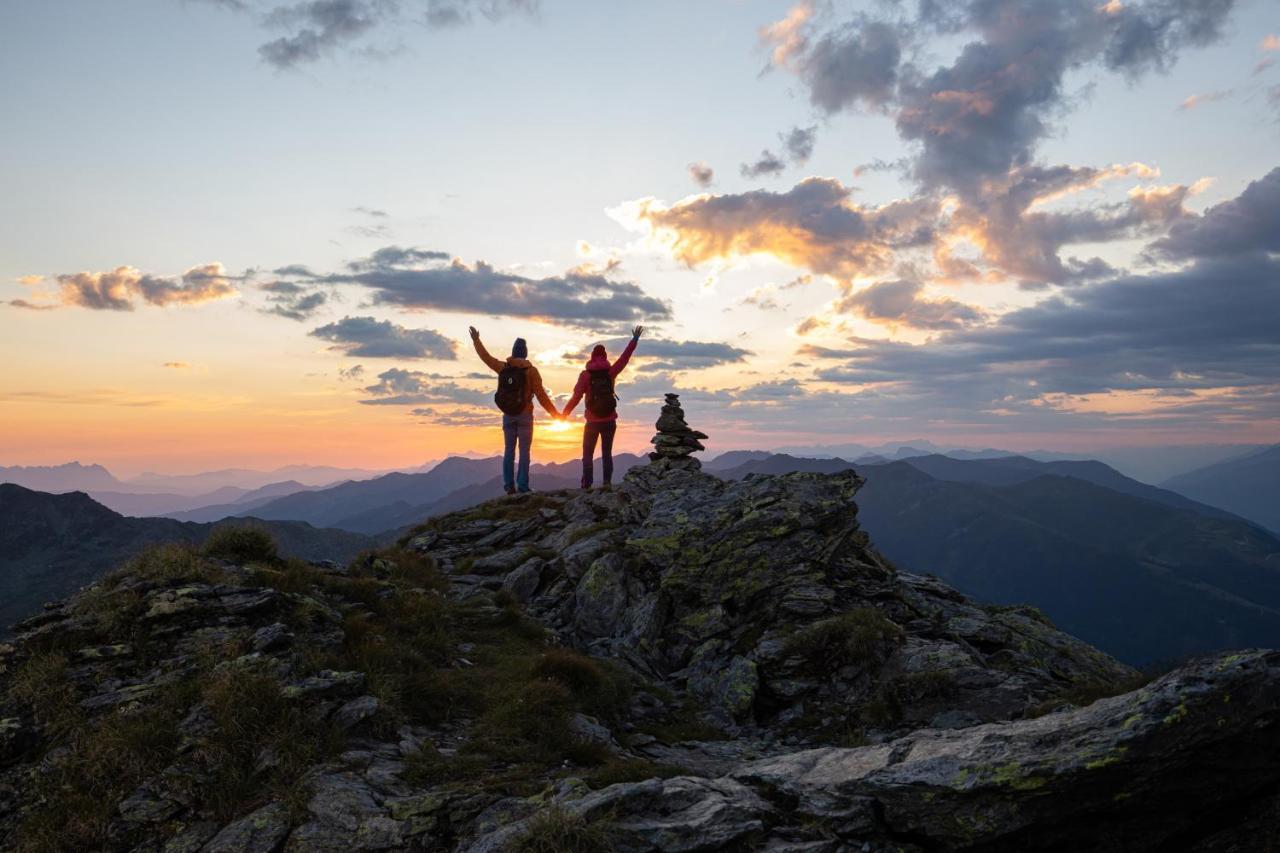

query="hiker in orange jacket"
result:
[561,326,643,489]
[470,326,559,494]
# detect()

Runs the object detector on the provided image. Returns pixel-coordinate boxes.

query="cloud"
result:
[1178,90,1233,110]
[424,0,537,28]
[15,264,239,311]
[359,367,490,405]
[804,253,1280,424]
[1264,34,1280,51]
[345,205,394,239]
[1148,167,1280,260]
[338,364,366,381]
[306,245,671,326]
[771,17,903,113]
[162,361,190,369]
[834,279,986,330]
[260,279,328,321]
[740,149,787,179]
[740,284,781,311]
[781,125,817,164]
[344,224,393,239]
[197,0,539,68]
[688,162,715,188]
[408,406,494,427]
[259,0,381,68]
[7,299,56,311]
[345,245,451,271]
[310,315,458,359]
[740,126,818,180]
[626,177,937,282]
[630,160,1190,289]
[760,0,1234,200]
[563,337,752,371]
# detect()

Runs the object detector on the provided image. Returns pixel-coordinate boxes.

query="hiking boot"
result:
[504,485,517,495]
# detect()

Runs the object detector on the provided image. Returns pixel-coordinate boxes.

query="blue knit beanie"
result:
[511,338,528,359]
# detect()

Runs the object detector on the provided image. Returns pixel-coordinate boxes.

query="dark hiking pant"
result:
[581,420,617,488]
[502,411,533,492]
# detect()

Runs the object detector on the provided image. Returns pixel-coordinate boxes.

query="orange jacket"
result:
[473,337,557,417]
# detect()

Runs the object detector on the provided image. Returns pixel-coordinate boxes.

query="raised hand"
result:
[632,325,645,339]
[468,326,480,341]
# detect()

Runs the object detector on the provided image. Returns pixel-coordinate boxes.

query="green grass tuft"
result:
[203,523,280,565]
[783,607,903,674]
[508,806,616,853]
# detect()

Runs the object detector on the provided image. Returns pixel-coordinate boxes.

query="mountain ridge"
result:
[3,460,1280,850]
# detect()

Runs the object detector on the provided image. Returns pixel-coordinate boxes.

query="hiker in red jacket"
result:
[561,326,644,489]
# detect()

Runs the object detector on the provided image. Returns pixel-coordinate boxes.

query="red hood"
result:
[585,354,611,371]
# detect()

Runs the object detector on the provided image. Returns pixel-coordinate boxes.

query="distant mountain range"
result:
[1162,444,1280,534]
[0,484,376,636]
[768,441,1270,484]
[8,446,1278,664]
[714,453,1280,665]
[239,454,648,534]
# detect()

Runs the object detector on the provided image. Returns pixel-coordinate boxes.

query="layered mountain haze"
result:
[4,455,1280,851]
[0,484,376,638]
[1162,444,1280,534]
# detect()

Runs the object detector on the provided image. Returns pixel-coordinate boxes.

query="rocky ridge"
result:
[1,456,1278,851]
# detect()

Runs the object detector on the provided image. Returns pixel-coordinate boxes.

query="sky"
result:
[1,0,1278,476]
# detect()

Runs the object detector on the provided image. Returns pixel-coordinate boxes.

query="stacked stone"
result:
[649,393,708,469]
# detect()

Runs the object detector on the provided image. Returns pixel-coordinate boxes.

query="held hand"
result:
[468,326,480,341]
[632,325,645,340]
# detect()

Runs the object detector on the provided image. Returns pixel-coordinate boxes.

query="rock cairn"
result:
[650,393,707,469]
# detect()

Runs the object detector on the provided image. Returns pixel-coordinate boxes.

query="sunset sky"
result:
[3,0,1278,475]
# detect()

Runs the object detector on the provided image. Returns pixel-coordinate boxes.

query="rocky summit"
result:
[2,454,1280,851]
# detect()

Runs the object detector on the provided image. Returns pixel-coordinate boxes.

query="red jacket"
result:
[563,337,637,423]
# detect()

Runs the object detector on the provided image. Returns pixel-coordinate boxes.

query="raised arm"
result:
[610,326,643,378]
[469,326,505,373]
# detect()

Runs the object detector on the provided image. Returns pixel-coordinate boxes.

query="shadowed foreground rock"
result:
[465,650,1280,852]
[2,438,1280,851]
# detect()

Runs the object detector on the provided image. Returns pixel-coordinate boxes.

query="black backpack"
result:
[495,365,528,415]
[585,368,616,417]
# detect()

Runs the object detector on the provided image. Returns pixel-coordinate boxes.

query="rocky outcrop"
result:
[464,650,1280,852]
[410,463,1132,736]
[3,439,1280,851]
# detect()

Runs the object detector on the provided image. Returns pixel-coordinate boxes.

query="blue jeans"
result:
[582,420,616,488]
[502,412,534,492]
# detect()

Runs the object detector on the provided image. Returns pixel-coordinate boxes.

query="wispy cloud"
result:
[193,0,540,69]
[260,279,328,321]
[1178,90,1233,111]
